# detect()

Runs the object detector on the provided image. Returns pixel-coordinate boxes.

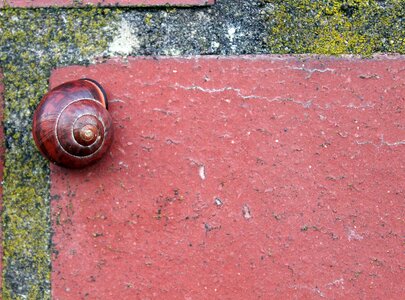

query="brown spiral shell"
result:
[32,79,114,169]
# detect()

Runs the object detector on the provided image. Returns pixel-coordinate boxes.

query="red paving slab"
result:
[50,56,405,299]
[0,0,214,7]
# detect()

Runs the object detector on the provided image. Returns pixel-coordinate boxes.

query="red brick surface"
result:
[0,0,214,7]
[50,56,405,299]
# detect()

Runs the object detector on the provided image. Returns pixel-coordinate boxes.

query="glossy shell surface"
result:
[32,79,113,168]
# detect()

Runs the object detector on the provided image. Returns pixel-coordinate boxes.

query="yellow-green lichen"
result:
[144,12,153,25]
[265,0,405,55]
[0,7,121,299]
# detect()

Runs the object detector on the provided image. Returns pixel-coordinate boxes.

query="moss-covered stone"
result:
[265,0,405,55]
[0,7,121,299]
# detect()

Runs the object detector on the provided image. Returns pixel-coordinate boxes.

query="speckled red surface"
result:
[50,56,405,299]
[0,0,214,7]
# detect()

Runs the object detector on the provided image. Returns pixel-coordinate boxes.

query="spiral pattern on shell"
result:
[32,79,114,168]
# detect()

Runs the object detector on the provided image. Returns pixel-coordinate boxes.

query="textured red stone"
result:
[51,56,405,299]
[0,0,214,7]
[0,71,4,294]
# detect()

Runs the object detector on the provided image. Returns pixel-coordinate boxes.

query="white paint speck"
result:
[199,165,206,180]
[242,204,252,220]
[347,228,363,241]
[326,278,345,287]
[227,26,236,42]
[214,197,223,206]
[211,41,220,49]
[163,48,181,56]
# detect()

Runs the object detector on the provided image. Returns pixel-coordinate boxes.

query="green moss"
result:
[265,0,405,55]
[0,7,121,299]
[144,12,153,25]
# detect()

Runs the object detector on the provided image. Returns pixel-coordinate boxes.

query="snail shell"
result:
[32,79,114,169]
